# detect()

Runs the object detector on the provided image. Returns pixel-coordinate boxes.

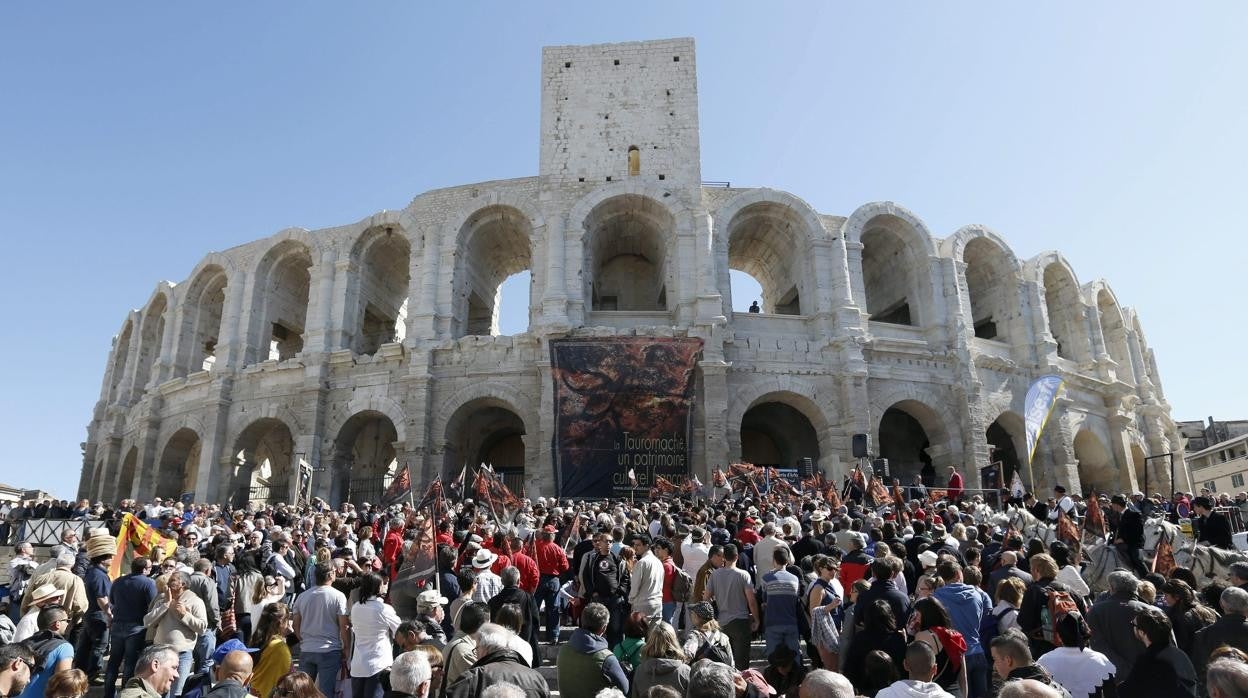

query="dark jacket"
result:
[1191,613,1248,690]
[1166,603,1216,655]
[1196,511,1234,549]
[205,679,251,698]
[857,578,910,628]
[629,657,690,698]
[1117,642,1196,698]
[487,586,541,666]
[1116,507,1144,548]
[1086,590,1148,679]
[791,535,824,565]
[842,627,906,690]
[444,649,550,698]
[987,564,1033,595]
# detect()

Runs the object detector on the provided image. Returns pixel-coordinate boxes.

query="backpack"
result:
[979,607,1013,656]
[693,630,734,665]
[27,631,68,679]
[1035,588,1079,647]
[671,567,695,603]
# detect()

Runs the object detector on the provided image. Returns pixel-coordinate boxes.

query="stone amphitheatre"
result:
[79,38,1189,506]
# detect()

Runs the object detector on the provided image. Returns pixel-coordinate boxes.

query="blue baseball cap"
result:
[212,638,260,664]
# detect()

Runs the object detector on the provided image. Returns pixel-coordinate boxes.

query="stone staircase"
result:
[537,627,772,698]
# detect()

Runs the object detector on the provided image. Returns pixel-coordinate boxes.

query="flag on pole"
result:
[382,464,413,506]
[414,478,444,514]
[1085,495,1107,539]
[395,512,437,588]
[628,468,637,487]
[1024,375,1065,465]
[1056,507,1079,547]
[109,513,177,580]
[1009,471,1027,499]
[1152,535,1176,576]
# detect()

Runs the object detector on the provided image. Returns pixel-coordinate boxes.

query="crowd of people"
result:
[1,472,1248,698]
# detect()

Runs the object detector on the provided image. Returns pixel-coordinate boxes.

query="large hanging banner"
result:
[550,337,703,498]
[1024,374,1065,464]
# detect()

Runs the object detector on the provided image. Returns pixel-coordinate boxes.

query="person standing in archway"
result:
[947,467,964,504]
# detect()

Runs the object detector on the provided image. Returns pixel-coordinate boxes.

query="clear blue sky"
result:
[2,3,1244,499]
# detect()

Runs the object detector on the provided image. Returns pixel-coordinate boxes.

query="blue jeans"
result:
[764,624,801,656]
[536,575,561,642]
[352,671,384,698]
[966,650,989,698]
[167,649,193,698]
[301,650,343,698]
[662,602,677,625]
[103,626,146,698]
[193,631,216,673]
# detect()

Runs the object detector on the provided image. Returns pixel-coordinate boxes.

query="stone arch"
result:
[325,395,408,446]
[843,202,938,327]
[713,188,827,315]
[568,183,691,314]
[175,262,229,377]
[1028,252,1092,362]
[331,410,401,507]
[1074,427,1115,495]
[348,224,412,353]
[738,393,825,471]
[440,394,532,492]
[449,204,535,337]
[106,318,135,404]
[582,193,677,311]
[432,382,536,448]
[947,225,1022,344]
[116,446,139,502]
[244,236,315,366]
[134,287,173,393]
[877,399,953,485]
[986,410,1027,486]
[230,417,297,506]
[727,377,835,473]
[155,427,202,500]
[1090,281,1133,380]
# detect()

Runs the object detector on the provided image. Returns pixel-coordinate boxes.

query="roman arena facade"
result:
[79,38,1190,506]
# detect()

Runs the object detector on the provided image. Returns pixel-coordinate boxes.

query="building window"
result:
[1234,474,1245,488]
[628,146,640,176]
[1205,481,1218,491]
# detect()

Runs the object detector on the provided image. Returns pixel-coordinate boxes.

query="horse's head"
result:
[1142,516,1176,553]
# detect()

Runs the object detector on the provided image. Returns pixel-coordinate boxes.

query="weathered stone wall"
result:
[80,38,1191,505]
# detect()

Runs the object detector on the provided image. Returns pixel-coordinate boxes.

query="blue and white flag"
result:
[1024,374,1065,464]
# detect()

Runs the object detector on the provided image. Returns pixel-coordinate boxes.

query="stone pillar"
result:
[1025,280,1059,364]
[1107,413,1141,495]
[809,238,838,336]
[410,224,443,340]
[97,436,124,503]
[194,381,234,503]
[117,311,143,405]
[1043,402,1079,493]
[214,272,251,370]
[844,240,869,328]
[923,256,951,345]
[698,359,729,483]
[536,355,558,497]
[539,216,569,327]
[303,249,341,354]
[132,414,161,500]
[152,304,179,387]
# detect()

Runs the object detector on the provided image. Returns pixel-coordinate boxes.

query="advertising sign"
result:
[550,337,703,498]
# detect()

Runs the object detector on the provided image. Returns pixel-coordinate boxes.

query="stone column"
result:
[410,224,443,339]
[214,272,251,370]
[1043,402,1078,493]
[303,249,341,354]
[809,238,838,336]
[97,436,124,503]
[536,355,558,496]
[1107,413,1141,494]
[1025,280,1059,364]
[194,381,234,503]
[698,359,729,483]
[132,414,161,500]
[923,256,951,345]
[152,304,179,387]
[844,240,869,329]
[540,217,569,328]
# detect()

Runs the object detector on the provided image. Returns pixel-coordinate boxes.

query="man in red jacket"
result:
[533,526,570,643]
[382,518,406,579]
[948,467,964,504]
[509,536,540,594]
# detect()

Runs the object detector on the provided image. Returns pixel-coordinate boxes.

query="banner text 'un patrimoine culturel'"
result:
[550,337,703,498]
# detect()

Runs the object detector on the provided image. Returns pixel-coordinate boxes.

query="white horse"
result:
[993,505,1057,546]
[1142,516,1248,584]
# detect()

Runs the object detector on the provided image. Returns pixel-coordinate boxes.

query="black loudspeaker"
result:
[852,433,870,459]
[873,458,889,477]
[799,458,814,478]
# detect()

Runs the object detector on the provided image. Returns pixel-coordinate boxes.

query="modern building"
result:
[79,38,1189,506]
[1188,433,1248,495]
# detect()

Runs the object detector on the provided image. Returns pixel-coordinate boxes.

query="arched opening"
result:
[963,238,1016,342]
[247,241,313,365]
[862,220,921,326]
[107,321,134,404]
[453,206,533,337]
[117,447,138,501]
[740,402,820,469]
[1074,428,1115,495]
[134,295,168,393]
[177,266,227,377]
[352,228,410,354]
[727,202,811,315]
[1097,290,1133,381]
[628,146,640,176]
[987,412,1026,486]
[333,411,400,506]
[1043,263,1089,362]
[233,418,295,506]
[156,428,201,500]
[879,400,946,485]
[444,399,527,495]
[585,195,672,312]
